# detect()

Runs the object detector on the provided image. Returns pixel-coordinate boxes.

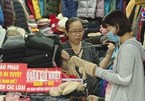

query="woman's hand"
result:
[106,43,115,58]
[61,50,70,61]
[107,43,115,52]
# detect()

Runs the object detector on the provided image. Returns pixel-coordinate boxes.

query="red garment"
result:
[137,19,142,41]
[26,0,35,17]
[49,14,59,33]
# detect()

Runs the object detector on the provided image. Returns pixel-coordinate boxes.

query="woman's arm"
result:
[99,43,115,69]
[96,45,135,86]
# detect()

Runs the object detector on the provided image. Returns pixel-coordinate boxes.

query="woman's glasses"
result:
[68,29,84,35]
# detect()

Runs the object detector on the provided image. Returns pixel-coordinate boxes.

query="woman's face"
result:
[67,21,84,44]
[100,25,108,35]
[105,24,117,35]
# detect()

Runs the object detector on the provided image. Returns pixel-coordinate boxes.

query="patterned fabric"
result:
[62,40,99,64]
[62,40,101,96]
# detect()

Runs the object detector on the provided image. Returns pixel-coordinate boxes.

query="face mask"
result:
[107,32,119,43]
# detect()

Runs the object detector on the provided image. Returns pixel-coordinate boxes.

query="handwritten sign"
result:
[0,63,27,91]
[26,68,62,92]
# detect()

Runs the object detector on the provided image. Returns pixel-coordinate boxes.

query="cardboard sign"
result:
[26,68,62,92]
[0,63,27,91]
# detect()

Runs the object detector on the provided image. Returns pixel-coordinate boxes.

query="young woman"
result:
[70,10,145,101]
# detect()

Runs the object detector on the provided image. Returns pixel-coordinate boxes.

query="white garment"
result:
[0,26,6,48]
[105,83,112,101]
[77,0,97,18]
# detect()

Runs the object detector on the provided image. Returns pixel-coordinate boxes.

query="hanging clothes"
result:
[109,0,116,12]
[62,0,78,18]
[95,0,104,18]
[116,0,123,11]
[43,0,60,18]
[0,5,4,25]
[32,0,42,19]
[104,0,110,15]
[126,0,135,18]
[1,0,14,29]
[77,0,97,18]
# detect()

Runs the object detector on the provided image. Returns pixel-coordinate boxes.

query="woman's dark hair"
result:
[65,17,83,32]
[102,10,132,36]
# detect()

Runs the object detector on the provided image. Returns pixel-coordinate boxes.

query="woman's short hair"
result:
[102,10,132,36]
[65,17,83,32]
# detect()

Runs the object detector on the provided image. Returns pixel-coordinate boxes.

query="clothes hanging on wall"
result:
[127,0,145,45]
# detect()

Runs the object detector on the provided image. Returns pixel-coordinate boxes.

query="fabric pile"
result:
[49,81,86,97]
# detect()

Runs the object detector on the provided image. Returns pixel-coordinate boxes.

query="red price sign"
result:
[0,63,27,91]
[26,68,62,92]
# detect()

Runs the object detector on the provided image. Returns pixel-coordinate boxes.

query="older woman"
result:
[61,17,114,96]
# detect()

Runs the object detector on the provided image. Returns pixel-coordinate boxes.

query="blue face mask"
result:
[107,32,119,43]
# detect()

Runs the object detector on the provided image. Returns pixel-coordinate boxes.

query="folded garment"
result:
[28,62,53,68]
[2,36,25,50]
[25,47,53,57]
[84,28,100,38]
[24,57,52,65]
[2,53,24,60]
[29,93,69,101]
[31,97,69,101]
[25,34,54,51]
[23,54,52,64]
[2,48,25,54]
[3,58,23,63]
